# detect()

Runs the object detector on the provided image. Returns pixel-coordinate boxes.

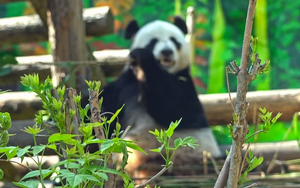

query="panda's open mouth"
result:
[160,58,175,67]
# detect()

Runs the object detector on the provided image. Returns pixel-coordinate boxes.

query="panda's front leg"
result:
[129,48,163,84]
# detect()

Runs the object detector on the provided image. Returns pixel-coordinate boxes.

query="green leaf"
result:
[48,133,77,143]
[0,146,18,154]
[107,105,124,124]
[174,138,183,148]
[65,162,80,169]
[85,139,104,145]
[248,149,254,159]
[22,124,43,136]
[100,140,115,153]
[120,141,128,170]
[126,142,147,154]
[150,148,160,153]
[166,119,181,138]
[259,107,266,114]
[46,144,57,152]
[20,169,52,181]
[13,180,39,188]
[149,129,159,137]
[94,172,108,181]
[17,146,31,159]
[0,112,12,130]
[0,130,9,147]
[32,145,46,156]
[6,147,18,160]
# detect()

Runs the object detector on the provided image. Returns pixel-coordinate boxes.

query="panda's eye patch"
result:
[170,37,181,50]
[145,38,158,51]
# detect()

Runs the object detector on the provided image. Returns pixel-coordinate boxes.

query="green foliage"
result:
[258,107,282,132]
[207,0,227,93]
[0,93,12,148]
[0,112,11,131]
[149,119,198,167]
[0,74,190,187]
[0,54,18,76]
[292,112,300,149]
[249,36,271,81]
[0,130,9,147]
[239,150,263,184]
[86,80,101,92]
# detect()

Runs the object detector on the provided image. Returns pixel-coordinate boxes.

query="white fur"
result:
[131,20,190,74]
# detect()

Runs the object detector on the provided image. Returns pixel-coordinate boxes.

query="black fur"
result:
[124,20,139,39]
[100,48,208,129]
[174,16,188,34]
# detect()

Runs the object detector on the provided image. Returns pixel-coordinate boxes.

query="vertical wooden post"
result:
[186,6,196,65]
[47,0,88,95]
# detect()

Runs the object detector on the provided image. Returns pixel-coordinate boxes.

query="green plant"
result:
[0,90,12,181]
[150,119,198,167]
[239,149,263,184]
[0,74,194,188]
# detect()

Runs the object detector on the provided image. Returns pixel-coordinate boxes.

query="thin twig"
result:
[244,130,264,142]
[121,125,132,139]
[134,163,173,188]
[226,67,235,111]
[100,111,120,124]
[239,142,251,179]
[0,159,32,172]
[207,152,220,175]
[244,183,258,188]
[203,150,208,175]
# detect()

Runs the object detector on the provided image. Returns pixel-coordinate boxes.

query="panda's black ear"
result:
[174,16,188,35]
[125,20,140,39]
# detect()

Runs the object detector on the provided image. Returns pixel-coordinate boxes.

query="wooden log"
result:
[1,89,300,125]
[0,0,19,3]
[0,49,129,86]
[0,0,21,3]
[201,89,300,125]
[0,6,113,45]
[220,140,300,161]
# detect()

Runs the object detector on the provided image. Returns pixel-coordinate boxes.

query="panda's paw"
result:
[129,48,154,67]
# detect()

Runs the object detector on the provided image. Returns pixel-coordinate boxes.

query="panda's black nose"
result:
[161,49,173,56]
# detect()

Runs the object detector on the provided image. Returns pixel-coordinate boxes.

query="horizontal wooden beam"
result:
[201,89,300,125]
[1,89,299,125]
[0,6,113,45]
[0,0,21,3]
[0,49,129,85]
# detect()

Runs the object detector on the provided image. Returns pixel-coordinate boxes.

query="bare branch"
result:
[134,163,173,188]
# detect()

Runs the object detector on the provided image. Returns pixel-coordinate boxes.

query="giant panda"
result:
[100,17,222,176]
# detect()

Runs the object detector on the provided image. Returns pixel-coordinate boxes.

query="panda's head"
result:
[125,17,190,74]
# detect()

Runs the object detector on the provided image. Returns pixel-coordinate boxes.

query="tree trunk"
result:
[47,0,88,94]
[227,1,257,187]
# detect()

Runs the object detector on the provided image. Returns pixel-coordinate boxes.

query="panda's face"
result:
[130,20,190,74]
